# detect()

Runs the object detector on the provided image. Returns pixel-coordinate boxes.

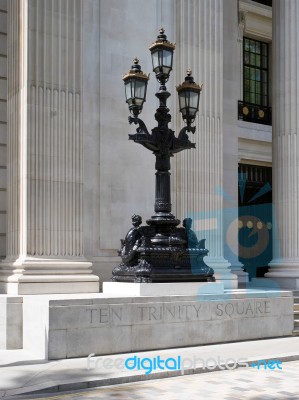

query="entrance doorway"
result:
[238,164,272,279]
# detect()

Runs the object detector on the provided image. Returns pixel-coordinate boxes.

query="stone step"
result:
[293,292,299,334]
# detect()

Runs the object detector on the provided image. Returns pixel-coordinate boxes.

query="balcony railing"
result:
[238,101,272,126]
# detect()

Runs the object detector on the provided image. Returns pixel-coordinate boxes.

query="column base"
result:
[265,259,299,289]
[205,257,238,289]
[262,277,299,290]
[233,270,249,284]
[229,261,249,285]
[0,257,100,294]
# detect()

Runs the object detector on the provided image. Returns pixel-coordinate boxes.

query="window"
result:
[244,38,268,107]
[238,37,271,125]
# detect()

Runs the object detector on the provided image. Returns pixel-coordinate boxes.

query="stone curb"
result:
[2,354,299,399]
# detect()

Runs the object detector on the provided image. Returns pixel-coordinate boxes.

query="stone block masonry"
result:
[22,290,294,359]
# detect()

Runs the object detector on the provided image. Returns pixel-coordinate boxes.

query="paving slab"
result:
[16,360,299,400]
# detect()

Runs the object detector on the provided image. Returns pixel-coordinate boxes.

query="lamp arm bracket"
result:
[128,116,150,135]
[177,125,196,141]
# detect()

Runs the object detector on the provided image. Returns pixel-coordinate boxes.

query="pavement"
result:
[18,359,299,400]
[0,337,299,399]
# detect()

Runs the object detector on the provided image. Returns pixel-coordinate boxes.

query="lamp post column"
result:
[175,0,238,289]
[155,158,172,214]
[148,28,176,223]
[152,86,175,219]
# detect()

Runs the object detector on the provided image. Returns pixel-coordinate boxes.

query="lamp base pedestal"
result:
[112,215,215,283]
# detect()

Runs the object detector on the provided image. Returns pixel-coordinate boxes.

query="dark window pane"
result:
[262,70,268,82]
[256,82,261,93]
[245,93,250,102]
[250,93,255,103]
[262,43,268,56]
[256,69,261,81]
[262,56,267,68]
[256,55,261,67]
[255,42,261,54]
[250,80,255,92]
[250,53,256,65]
[250,41,255,52]
[244,51,250,64]
[254,0,272,7]
[256,94,261,105]
[245,67,250,78]
[245,79,250,91]
[250,68,256,80]
[244,39,250,51]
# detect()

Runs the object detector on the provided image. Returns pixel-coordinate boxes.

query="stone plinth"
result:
[23,290,294,359]
[0,295,22,349]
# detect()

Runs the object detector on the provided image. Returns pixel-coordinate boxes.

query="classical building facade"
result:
[0,0,297,293]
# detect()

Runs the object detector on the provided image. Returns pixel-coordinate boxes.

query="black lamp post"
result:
[112,29,214,283]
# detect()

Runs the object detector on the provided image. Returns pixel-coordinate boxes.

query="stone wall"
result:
[22,291,294,359]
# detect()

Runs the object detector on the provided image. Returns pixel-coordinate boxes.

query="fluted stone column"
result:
[174,0,238,288]
[266,0,299,289]
[223,3,248,284]
[0,0,99,294]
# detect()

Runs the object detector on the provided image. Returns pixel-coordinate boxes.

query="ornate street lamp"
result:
[177,69,203,127]
[123,58,149,117]
[113,29,214,283]
[149,28,175,84]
